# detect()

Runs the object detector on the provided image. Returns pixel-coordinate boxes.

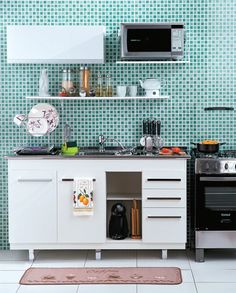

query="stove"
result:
[192,149,236,262]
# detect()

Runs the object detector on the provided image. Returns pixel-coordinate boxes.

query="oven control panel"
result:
[196,159,236,174]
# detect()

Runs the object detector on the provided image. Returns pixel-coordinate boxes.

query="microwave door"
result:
[125,28,172,60]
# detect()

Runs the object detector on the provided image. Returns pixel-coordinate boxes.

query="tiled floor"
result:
[1,249,236,292]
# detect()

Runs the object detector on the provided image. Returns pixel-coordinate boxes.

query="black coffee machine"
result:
[109,203,129,240]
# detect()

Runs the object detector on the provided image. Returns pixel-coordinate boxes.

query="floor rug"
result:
[20,267,182,285]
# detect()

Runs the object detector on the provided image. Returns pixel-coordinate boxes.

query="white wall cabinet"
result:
[7,158,188,260]
[7,26,105,64]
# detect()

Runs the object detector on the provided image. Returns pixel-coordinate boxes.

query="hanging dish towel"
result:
[73,177,94,216]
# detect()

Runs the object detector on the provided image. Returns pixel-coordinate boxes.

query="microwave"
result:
[120,23,185,61]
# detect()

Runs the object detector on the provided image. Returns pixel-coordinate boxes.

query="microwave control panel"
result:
[171,29,184,52]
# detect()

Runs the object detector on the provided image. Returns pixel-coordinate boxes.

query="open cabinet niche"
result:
[106,172,142,241]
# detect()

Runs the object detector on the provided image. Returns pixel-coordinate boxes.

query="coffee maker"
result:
[109,203,129,240]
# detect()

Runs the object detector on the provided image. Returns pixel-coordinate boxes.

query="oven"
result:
[195,174,236,231]
[194,156,236,262]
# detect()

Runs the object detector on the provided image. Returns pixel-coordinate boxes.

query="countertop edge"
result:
[4,155,191,160]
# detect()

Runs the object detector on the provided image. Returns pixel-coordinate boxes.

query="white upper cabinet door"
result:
[58,168,106,243]
[7,25,105,64]
[9,170,57,243]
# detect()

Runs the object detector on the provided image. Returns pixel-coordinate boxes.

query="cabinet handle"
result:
[147,178,181,182]
[147,197,181,200]
[147,216,182,219]
[18,178,52,182]
[62,178,96,182]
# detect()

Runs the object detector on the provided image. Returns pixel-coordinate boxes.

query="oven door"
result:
[196,175,236,230]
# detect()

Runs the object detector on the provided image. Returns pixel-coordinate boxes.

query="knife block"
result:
[131,199,141,239]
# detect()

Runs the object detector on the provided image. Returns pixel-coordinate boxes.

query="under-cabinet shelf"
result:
[116,60,190,64]
[26,96,170,100]
[107,193,141,201]
[106,237,142,243]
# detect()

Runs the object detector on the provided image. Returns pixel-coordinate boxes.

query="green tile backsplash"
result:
[0,0,235,249]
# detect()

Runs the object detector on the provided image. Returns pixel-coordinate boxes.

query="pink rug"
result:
[20,267,182,285]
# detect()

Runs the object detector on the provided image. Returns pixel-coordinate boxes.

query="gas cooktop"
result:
[193,149,236,174]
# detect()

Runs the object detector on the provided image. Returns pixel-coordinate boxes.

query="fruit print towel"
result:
[73,178,94,216]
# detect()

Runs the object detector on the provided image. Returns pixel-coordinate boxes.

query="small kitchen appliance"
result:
[193,148,236,262]
[139,78,166,97]
[109,203,129,240]
[120,22,185,61]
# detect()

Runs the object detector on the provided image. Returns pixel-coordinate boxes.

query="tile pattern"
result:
[1,249,236,292]
[0,0,236,248]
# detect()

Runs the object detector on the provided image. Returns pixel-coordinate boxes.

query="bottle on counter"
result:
[105,73,113,97]
[96,72,103,97]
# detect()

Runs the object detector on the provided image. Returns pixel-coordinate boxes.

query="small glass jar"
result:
[61,69,75,95]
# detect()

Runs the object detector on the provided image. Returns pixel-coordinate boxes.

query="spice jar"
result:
[60,69,75,96]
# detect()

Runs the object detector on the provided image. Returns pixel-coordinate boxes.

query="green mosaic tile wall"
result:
[0,0,235,249]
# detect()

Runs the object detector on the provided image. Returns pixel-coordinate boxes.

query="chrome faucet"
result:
[98,134,126,152]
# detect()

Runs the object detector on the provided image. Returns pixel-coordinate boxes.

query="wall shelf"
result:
[116,60,190,64]
[26,96,170,100]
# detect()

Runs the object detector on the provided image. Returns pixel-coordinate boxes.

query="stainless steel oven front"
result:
[195,172,236,262]
[195,175,236,230]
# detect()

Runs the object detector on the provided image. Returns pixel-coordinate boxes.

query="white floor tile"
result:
[192,269,236,282]
[0,261,32,271]
[0,270,24,283]
[0,250,30,261]
[181,270,194,283]
[85,250,137,267]
[196,283,236,293]
[137,283,197,293]
[33,250,87,267]
[188,249,236,269]
[78,284,136,293]
[0,284,20,293]
[17,285,78,293]
[137,250,190,269]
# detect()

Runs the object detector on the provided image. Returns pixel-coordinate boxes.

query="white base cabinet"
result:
[8,158,188,260]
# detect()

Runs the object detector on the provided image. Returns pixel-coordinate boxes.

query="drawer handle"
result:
[18,178,52,182]
[62,178,96,182]
[147,216,182,219]
[147,197,181,200]
[147,178,181,182]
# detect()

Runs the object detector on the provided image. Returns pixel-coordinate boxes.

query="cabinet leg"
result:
[196,248,205,262]
[161,249,168,259]
[29,249,35,261]
[95,249,102,260]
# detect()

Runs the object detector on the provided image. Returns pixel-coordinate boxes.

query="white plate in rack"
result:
[28,103,59,136]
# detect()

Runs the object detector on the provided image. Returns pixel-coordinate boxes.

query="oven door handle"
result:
[200,177,236,182]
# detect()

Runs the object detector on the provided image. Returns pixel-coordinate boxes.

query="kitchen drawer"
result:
[142,208,186,243]
[142,170,186,189]
[142,189,186,208]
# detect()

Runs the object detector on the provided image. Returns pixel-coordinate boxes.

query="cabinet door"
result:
[9,170,57,243]
[142,208,186,243]
[58,168,106,243]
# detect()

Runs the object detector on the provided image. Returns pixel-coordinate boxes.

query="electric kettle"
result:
[139,78,166,97]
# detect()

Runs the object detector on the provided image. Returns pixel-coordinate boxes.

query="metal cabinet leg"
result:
[161,249,168,259]
[95,249,101,260]
[196,248,205,262]
[29,249,35,261]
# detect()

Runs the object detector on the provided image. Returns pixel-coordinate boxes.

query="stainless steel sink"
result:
[77,146,124,156]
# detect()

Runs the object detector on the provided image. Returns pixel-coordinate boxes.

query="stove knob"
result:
[214,162,219,171]
[225,163,229,170]
[205,163,210,171]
